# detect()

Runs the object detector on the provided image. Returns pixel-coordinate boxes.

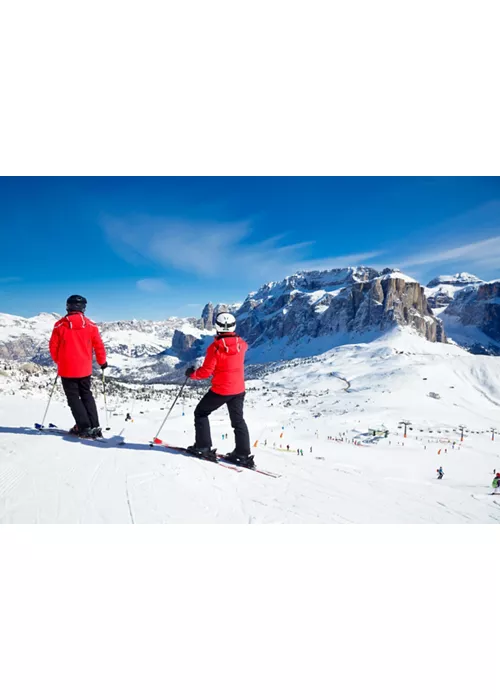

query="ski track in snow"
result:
[2,330,500,523]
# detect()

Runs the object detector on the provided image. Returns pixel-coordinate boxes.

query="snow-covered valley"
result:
[1,329,499,524]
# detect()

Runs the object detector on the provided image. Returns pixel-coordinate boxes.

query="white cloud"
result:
[104,216,385,283]
[136,278,169,293]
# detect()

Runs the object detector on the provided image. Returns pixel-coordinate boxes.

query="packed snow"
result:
[1,328,499,523]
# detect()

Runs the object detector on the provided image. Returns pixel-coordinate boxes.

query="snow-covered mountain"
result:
[424,272,483,309]
[0,311,212,378]
[99,318,212,381]
[235,267,444,362]
[0,266,446,379]
[7,265,500,379]
[0,312,60,362]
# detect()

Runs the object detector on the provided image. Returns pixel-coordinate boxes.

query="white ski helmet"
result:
[215,311,237,334]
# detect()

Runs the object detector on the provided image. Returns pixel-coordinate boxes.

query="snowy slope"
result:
[1,328,499,524]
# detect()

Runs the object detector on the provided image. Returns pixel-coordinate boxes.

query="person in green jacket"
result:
[492,472,500,491]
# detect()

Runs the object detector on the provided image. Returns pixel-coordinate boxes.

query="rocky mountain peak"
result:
[235,267,444,358]
[427,272,483,288]
[425,272,484,309]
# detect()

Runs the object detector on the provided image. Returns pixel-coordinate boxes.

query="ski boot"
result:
[69,424,81,436]
[90,427,103,438]
[223,452,256,470]
[78,427,96,440]
[186,445,218,462]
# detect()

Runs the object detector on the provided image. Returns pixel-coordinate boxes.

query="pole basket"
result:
[153,438,163,445]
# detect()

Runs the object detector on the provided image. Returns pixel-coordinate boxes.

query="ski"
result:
[150,440,243,472]
[151,439,280,477]
[230,463,281,478]
[34,423,124,445]
[254,468,280,478]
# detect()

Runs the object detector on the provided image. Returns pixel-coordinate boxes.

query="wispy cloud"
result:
[0,276,22,283]
[104,216,384,283]
[392,200,500,278]
[136,278,169,293]
[397,234,500,268]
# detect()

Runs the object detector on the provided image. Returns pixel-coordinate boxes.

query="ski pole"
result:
[151,376,188,445]
[102,369,110,431]
[35,373,58,430]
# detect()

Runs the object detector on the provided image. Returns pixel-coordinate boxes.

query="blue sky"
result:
[1,176,500,320]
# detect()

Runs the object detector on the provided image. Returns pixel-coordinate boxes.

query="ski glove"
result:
[100,362,108,370]
[185,366,196,378]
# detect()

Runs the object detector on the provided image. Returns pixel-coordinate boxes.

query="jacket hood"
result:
[214,335,243,356]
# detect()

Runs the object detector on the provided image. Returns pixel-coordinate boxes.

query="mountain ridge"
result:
[2,265,499,379]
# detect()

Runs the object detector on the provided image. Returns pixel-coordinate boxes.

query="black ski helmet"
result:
[66,294,87,313]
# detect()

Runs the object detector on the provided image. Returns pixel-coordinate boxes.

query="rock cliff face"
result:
[170,329,199,356]
[444,280,500,353]
[234,268,445,352]
[201,303,214,330]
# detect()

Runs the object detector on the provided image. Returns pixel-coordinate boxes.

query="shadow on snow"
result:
[0,426,178,453]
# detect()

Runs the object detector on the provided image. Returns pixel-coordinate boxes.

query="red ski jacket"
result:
[189,334,247,395]
[49,313,107,378]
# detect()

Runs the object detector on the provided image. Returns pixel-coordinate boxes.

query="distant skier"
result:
[125,412,132,422]
[185,312,254,469]
[492,472,500,492]
[437,467,444,480]
[49,295,107,438]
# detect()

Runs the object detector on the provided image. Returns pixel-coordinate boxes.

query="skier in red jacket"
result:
[49,295,108,438]
[185,311,254,468]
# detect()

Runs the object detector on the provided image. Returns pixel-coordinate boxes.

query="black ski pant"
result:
[194,390,251,456]
[61,376,100,431]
